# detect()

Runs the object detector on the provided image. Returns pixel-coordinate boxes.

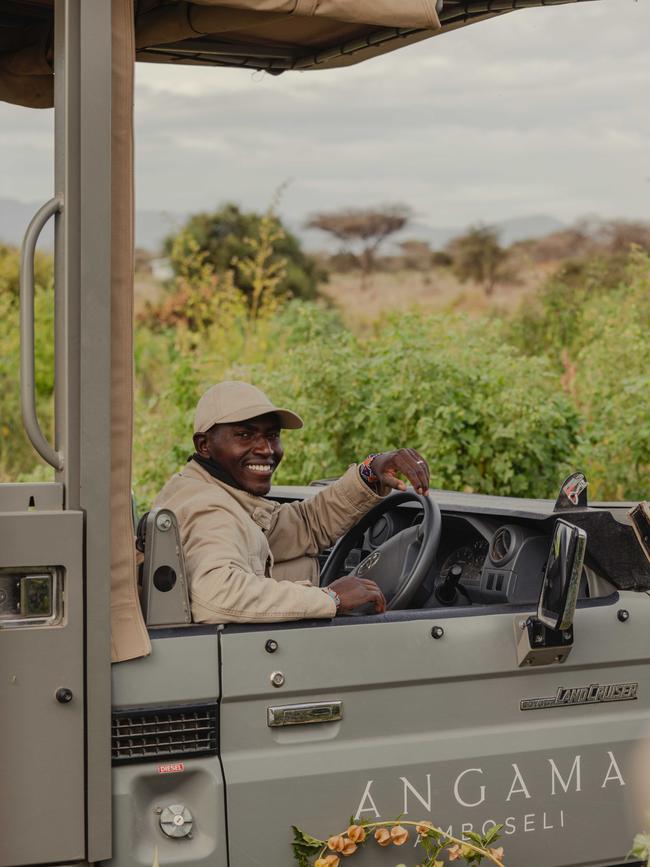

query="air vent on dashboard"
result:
[490,526,517,566]
[111,703,218,765]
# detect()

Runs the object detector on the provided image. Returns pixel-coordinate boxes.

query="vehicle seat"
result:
[135,508,191,627]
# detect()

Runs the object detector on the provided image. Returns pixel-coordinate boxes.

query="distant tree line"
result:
[156,199,650,303]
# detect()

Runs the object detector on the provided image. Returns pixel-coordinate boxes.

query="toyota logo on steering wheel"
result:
[357,550,381,575]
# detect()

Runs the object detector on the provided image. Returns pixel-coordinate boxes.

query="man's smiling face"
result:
[193,412,284,496]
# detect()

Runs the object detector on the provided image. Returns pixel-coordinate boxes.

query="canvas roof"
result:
[2,0,598,107]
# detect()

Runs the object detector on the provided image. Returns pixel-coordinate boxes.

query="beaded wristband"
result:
[322,586,341,610]
[359,453,381,486]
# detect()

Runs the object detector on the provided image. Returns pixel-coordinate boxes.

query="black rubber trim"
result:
[149,592,619,639]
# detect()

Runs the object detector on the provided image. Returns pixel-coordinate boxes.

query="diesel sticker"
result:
[158,761,185,774]
[520,681,638,711]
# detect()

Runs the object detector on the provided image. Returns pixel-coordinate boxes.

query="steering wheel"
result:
[320,491,441,611]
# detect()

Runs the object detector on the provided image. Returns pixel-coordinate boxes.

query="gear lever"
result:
[435,563,463,605]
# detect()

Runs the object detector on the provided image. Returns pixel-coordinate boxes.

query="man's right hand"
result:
[328,574,387,614]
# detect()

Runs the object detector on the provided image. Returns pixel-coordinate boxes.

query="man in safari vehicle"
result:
[154,380,430,622]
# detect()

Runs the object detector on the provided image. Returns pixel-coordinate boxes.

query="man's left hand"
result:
[371,449,430,495]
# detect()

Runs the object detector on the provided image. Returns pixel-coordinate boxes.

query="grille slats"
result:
[112,704,218,765]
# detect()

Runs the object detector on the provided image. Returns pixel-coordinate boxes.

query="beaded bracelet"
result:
[321,586,341,610]
[359,453,381,487]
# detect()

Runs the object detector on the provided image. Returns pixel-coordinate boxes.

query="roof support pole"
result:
[54,0,113,860]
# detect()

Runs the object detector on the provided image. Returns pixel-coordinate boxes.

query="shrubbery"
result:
[246,311,578,497]
[164,202,325,303]
[131,241,650,504]
[0,245,54,481]
[572,251,650,500]
[2,227,649,506]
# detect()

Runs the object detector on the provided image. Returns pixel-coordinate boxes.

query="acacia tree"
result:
[447,224,507,296]
[306,204,411,289]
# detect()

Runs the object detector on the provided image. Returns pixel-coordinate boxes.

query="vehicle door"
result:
[219,600,650,866]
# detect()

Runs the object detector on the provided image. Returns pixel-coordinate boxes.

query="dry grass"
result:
[135,261,556,329]
[319,263,553,328]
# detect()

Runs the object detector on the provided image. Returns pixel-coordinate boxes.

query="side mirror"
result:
[537,518,587,632]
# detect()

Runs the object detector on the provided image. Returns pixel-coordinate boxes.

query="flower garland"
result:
[292,819,505,867]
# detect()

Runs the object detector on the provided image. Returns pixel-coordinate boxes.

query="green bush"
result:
[572,250,650,499]
[243,311,579,498]
[163,202,326,303]
[0,245,54,481]
[0,241,52,299]
[508,252,635,364]
[3,230,648,507]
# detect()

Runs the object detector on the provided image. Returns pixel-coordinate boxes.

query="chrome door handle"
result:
[267,701,343,727]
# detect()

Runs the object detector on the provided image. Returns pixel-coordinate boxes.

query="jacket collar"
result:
[183,459,279,532]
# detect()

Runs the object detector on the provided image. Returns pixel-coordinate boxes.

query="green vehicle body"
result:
[1,2,648,866]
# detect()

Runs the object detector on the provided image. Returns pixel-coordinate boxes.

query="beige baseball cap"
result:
[194,381,303,433]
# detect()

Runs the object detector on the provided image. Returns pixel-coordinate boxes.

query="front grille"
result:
[112,703,218,765]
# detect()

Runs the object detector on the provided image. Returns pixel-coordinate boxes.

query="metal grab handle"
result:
[20,195,64,471]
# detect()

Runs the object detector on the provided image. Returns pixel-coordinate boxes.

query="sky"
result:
[1,0,649,230]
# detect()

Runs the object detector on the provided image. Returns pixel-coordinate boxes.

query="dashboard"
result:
[355,506,580,609]
[272,481,646,602]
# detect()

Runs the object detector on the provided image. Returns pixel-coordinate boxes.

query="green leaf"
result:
[482,824,503,846]
[291,825,323,867]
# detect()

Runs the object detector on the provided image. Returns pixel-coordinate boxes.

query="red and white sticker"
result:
[563,474,587,506]
[158,761,185,774]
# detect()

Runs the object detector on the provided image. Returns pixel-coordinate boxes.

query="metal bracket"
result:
[514,616,573,667]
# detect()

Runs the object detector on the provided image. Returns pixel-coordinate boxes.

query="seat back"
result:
[137,508,191,626]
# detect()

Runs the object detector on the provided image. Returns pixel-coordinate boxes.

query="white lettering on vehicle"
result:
[506,764,531,802]
[352,750,624,839]
[549,755,581,795]
[443,810,566,840]
[523,813,535,832]
[454,768,486,808]
[354,780,380,820]
[401,774,432,814]
[601,750,626,788]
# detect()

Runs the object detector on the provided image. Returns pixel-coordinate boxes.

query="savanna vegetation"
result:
[1,211,649,508]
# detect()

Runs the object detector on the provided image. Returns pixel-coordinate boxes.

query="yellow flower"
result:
[315,856,340,867]
[327,835,346,853]
[347,824,366,843]
[390,825,409,846]
[374,827,392,847]
[340,838,357,856]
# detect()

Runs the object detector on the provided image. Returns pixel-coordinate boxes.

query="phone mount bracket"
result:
[514,616,574,667]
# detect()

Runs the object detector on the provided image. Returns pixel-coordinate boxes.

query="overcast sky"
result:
[1,0,648,229]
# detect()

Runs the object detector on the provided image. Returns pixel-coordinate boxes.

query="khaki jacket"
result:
[153,461,387,623]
